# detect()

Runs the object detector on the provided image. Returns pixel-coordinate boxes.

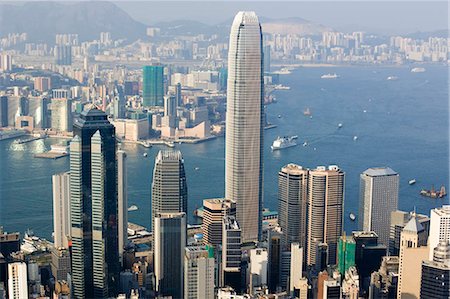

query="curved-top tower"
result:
[225,11,264,242]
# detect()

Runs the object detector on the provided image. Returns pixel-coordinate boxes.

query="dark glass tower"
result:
[142,65,164,107]
[70,107,119,298]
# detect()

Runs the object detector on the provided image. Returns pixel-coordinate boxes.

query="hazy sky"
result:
[114,1,448,35]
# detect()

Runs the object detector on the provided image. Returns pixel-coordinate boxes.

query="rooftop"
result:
[363,167,398,177]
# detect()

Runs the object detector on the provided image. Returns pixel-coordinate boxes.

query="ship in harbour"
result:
[271,135,298,151]
[321,73,339,79]
[303,108,312,116]
[411,67,426,73]
[420,185,446,198]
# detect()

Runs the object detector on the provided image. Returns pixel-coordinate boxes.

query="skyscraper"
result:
[202,198,236,247]
[222,216,242,291]
[151,150,187,232]
[420,241,450,299]
[397,216,428,299]
[359,167,399,246]
[278,164,308,251]
[142,65,164,107]
[154,212,186,299]
[225,11,264,243]
[51,98,72,132]
[52,172,71,249]
[389,210,430,255]
[8,262,28,299]
[184,246,215,299]
[70,107,119,298]
[117,149,128,264]
[306,165,344,266]
[429,205,450,260]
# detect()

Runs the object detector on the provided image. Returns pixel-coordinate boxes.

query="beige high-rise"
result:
[306,165,344,266]
[202,198,236,247]
[225,11,264,242]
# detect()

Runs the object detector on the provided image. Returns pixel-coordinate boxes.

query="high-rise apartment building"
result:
[278,164,308,251]
[117,149,128,264]
[429,205,450,260]
[359,167,399,246]
[34,77,51,92]
[52,172,70,249]
[54,45,72,65]
[202,198,236,247]
[184,246,215,299]
[306,165,344,266]
[154,212,186,299]
[142,65,164,107]
[8,262,28,299]
[151,150,187,231]
[289,243,303,295]
[225,11,264,243]
[70,107,119,298]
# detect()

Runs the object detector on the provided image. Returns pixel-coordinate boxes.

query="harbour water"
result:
[0,65,448,239]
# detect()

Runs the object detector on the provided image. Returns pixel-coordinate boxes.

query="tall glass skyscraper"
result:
[151,150,187,232]
[70,107,119,298]
[142,65,164,107]
[225,11,264,243]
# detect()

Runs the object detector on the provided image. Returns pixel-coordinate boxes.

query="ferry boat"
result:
[349,213,356,221]
[387,76,398,81]
[409,179,416,185]
[274,84,291,90]
[128,205,139,211]
[321,73,339,79]
[303,108,312,116]
[273,67,291,75]
[271,136,298,151]
[411,67,426,73]
[420,185,446,198]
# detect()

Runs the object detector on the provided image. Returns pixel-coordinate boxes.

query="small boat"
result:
[303,108,312,116]
[411,67,426,73]
[349,213,356,221]
[303,141,308,147]
[167,142,175,148]
[321,73,339,79]
[353,136,358,141]
[141,141,152,148]
[338,123,343,128]
[194,167,200,171]
[409,179,416,185]
[363,110,367,113]
[128,205,138,211]
[278,114,282,118]
[387,76,398,81]
[143,153,148,157]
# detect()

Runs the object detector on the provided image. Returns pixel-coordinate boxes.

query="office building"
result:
[306,165,344,266]
[202,198,236,247]
[225,11,264,243]
[184,246,215,299]
[0,228,20,258]
[429,205,450,260]
[117,150,128,263]
[338,235,356,275]
[267,227,282,293]
[51,247,71,281]
[154,212,186,299]
[289,243,303,295]
[420,240,450,299]
[222,216,242,291]
[52,172,71,249]
[51,98,72,132]
[278,164,308,250]
[264,45,271,73]
[142,65,164,107]
[0,96,7,127]
[151,150,187,231]
[70,107,119,298]
[353,231,386,293]
[389,210,430,255]
[397,216,428,299]
[359,167,399,246]
[8,262,28,299]
[369,256,399,299]
[249,248,268,292]
[323,279,341,299]
[162,95,176,128]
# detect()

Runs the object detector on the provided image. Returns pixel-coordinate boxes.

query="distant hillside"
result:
[261,17,333,36]
[406,29,449,39]
[0,1,147,44]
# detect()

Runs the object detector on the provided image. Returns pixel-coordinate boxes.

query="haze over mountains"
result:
[0,1,333,44]
[0,1,446,45]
